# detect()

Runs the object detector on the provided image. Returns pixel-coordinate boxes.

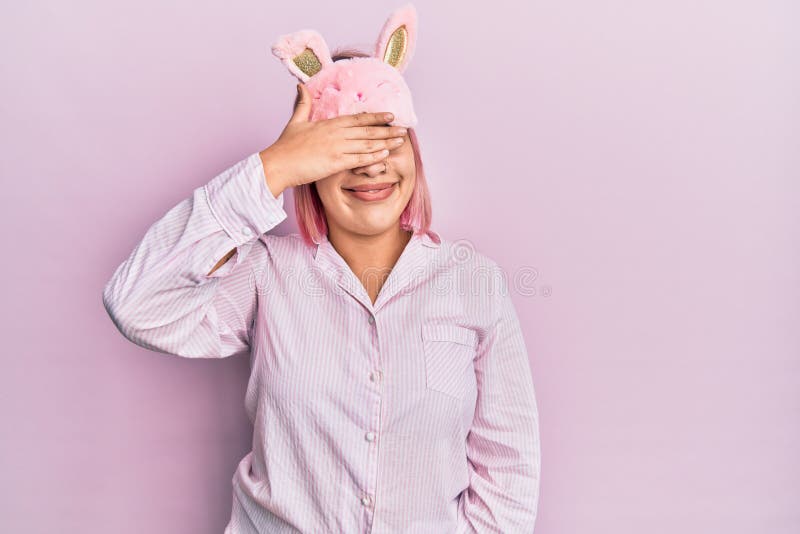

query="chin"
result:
[345,214,402,236]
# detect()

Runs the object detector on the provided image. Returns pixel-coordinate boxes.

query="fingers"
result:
[332,111,396,129]
[341,124,407,140]
[337,111,406,139]
[340,148,390,169]
[323,111,407,172]
[341,136,405,154]
[288,83,312,124]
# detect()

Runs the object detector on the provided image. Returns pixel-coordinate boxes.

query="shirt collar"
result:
[312,229,441,312]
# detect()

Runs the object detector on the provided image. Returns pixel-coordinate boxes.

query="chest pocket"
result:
[421,323,479,401]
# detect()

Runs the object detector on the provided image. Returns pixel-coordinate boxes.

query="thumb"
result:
[288,83,311,124]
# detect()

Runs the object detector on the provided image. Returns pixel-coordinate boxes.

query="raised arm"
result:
[102,152,287,359]
[457,271,542,532]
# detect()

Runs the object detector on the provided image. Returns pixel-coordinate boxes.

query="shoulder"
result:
[429,233,509,302]
[257,232,315,263]
[258,231,306,250]
[433,234,504,278]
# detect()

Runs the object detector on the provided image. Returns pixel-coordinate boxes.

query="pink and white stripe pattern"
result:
[102,151,542,533]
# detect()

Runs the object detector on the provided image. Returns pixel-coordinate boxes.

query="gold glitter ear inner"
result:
[292,48,323,77]
[382,25,407,67]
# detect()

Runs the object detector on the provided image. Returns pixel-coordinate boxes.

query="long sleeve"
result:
[457,271,542,533]
[102,151,287,359]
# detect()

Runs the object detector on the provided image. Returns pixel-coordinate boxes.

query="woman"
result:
[103,5,541,533]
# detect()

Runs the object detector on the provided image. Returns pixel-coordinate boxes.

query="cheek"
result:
[394,175,415,206]
[394,146,416,181]
[314,175,343,204]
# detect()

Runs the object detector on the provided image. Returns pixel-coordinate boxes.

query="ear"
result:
[271,29,333,82]
[374,3,418,73]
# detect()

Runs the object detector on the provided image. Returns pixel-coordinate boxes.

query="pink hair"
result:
[293,48,433,247]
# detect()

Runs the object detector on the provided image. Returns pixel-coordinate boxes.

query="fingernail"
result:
[384,113,394,121]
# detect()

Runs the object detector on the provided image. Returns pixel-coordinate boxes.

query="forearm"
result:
[207,149,286,277]
[259,147,289,199]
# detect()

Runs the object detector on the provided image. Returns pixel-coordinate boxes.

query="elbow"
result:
[102,282,134,342]
[102,281,148,349]
[102,280,122,330]
[101,283,223,359]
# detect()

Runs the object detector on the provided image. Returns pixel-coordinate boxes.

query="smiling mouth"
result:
[342,182,399,202]
[343,182,398,192]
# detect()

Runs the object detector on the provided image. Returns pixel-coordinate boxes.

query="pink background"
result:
[2,1,798,532]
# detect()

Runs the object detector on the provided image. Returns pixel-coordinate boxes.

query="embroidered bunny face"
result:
[271,3,419,127]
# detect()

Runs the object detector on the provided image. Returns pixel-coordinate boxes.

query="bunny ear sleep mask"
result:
[270,3,419,128]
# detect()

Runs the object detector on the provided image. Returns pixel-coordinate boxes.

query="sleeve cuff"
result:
[203,151,288,247]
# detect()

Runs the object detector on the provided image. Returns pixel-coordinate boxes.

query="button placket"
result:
[362,310,381,522]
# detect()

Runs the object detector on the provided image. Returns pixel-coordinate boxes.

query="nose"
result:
[354,160,388,177]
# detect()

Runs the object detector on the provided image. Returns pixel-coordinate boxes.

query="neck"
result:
[326,223,413,303]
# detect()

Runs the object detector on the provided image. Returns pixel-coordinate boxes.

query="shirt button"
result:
[241,226,253,236]
[367,315,375,324]
[361,495,372,507]
[365,431,376,442]
[369,370,382,382]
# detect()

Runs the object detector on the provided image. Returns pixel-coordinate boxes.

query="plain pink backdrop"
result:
[1,1,798,533]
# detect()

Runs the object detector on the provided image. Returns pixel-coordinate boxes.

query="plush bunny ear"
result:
[374,3,418,73]
[271,29,333,82]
